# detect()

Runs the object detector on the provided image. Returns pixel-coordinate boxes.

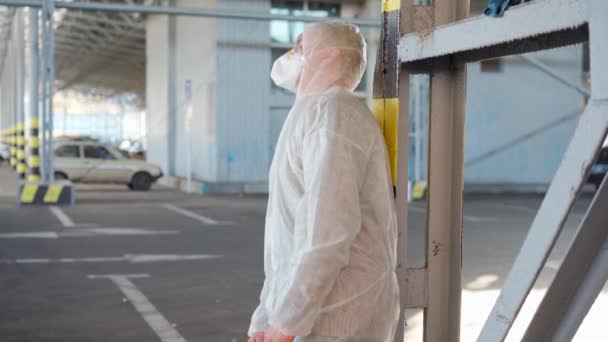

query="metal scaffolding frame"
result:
[396,0,607,341]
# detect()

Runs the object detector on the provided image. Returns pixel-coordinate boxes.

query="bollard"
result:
[16,122,26,179]
[27,117,41,182]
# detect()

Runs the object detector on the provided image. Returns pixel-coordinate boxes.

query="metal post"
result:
[40,0,54,183]
[167,0,176,177]
[425,0,468,340]
[553,238,608,341]
[371,1,407,340]
[479,0,608,340]
[15,9,26,180]
[185,79,192,192]
[393,67,410,342]
[10,35,17,171]
[521,1,608,340]
[522,175,608,342]
[28,8,40,182]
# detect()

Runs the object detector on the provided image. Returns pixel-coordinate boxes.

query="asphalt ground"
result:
[0,165,606,341]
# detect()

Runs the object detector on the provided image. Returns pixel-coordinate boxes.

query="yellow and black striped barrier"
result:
[373,0,401,188]
[0,126,13,145]
[18,183,74,206]
[27,117,41,182]
[1,126,18,168]
[16,122,26,179]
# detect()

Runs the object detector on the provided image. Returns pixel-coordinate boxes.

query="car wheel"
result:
[130,172,152,191]
[54,172,68,180]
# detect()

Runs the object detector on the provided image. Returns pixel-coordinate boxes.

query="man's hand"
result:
[263,326,295,342]
[248,332,264,342]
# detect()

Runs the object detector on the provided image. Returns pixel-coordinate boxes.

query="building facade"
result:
[146,0,585,194]
[146,0,377,193]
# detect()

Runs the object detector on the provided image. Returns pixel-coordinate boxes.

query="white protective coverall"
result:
[249,22,400,342]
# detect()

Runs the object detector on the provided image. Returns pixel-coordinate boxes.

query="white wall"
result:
[146,0,217,181]
[174,0,217,182]
[215,0,272,186]
[464,45,584,187]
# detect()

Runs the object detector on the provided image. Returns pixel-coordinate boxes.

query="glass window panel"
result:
[270,1,304,44]
[55,145,80,158]
[308,2,340,17]
[84,146,115,160]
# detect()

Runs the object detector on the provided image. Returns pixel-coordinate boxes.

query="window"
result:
[84,145,116,160]
[270,1,339,45]
[481,58,503,73]
[270,1,305,45]
[55,145,80,158]
[270,1,341,93]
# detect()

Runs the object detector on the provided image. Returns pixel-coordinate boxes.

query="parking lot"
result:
[1,165,607,342]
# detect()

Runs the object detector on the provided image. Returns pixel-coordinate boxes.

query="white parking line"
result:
[0,254,223,264]
[62,228,179,237]
[409,206,496,222]
[479,202,538,213]
[163,203,230,225]
[0,232,59,239]
[49,206,76,227]
[0,228,179,239]
[88,274,187,342]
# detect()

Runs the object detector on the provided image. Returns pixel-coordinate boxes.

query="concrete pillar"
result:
[146,0,217,184]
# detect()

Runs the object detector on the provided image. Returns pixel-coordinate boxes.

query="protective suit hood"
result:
[296,22,367,96]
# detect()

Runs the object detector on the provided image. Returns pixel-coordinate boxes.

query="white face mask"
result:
[270,50,304,93]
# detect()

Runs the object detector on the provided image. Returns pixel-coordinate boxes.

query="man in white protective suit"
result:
[248,21,400,342]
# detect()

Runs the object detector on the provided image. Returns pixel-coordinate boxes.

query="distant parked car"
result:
[0,143,9,162]
[54,140,163,191]
[118,139,146,160]
[588,146,608,190]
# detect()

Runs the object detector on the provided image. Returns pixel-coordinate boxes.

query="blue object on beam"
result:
[484,0,532,17]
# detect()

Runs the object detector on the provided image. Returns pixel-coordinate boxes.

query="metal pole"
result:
[425,0,468,340]
[480,0,608,339]
[552,2,608,338]
[15,8,26,180]
[553,238,608,341]
[0,0,381,27]
[522,171,608,342]
[10,32,17,170]
[185,79,192,192]
[38,4,45,181]
[167,0,176,177]
[394,68,410,342]
[27,7,40,182]
[40,0,54,183]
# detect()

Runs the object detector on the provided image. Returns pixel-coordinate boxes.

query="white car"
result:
[0,143,9,162]
[54,140,163,191]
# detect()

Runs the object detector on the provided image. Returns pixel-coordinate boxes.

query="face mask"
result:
[270,50,304,93]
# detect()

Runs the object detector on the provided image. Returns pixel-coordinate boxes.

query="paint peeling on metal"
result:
[432,240,441,256]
